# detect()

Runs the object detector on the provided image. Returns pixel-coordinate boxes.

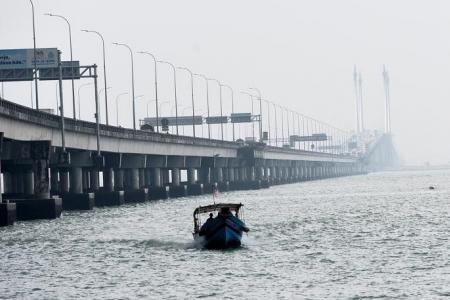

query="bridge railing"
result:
[0,98,240,148]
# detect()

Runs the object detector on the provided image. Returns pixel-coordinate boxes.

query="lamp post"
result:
[208,78,224,141]
[182,106,193,135]
[262,99,272,145]
[115,92,128,126]
[177,67,196,138]
[77,82,93,120]
[193,73,211,139]
[240,91,255,141]
[29,0,39,109]
[45,13,76,119]
[113,42,136,130]
[138,51,159,133]
[157,60,179,135]
[249,87,262,141]
[221,84,235,141]
[273,102,278,147]
[279,105,284,146]
[81,29,110,125]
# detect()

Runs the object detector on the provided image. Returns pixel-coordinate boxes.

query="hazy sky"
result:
[1,0,449,165]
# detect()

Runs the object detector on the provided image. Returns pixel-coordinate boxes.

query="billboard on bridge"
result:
[0,48,58,69]
[0,48,58,82]
[39,61,81,80]
[143,116,203,126]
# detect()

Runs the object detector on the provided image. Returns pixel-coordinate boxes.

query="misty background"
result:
[0,0,449,165]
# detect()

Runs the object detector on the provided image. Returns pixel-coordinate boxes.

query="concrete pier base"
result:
[203,183,217,194]
[217,181,229,192]
[124,189,148,203]
[187,183,203,196]
[94,191,125,207]
[169,185,188,198]
[0,202,16,226]
[62,193,95,210]
[234,180,262,190]
[148,186,169,200]
[260,179,271,188]
[10,198,62,220]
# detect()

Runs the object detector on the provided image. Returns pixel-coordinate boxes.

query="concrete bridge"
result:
[0,97,366,226]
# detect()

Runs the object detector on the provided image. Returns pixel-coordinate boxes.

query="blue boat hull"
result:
[194,217,245,249]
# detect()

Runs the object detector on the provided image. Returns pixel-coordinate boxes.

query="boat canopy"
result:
[193,203,243,218]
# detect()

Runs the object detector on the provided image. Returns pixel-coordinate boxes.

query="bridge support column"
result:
[139,169,145,189]
[169,168,187,198]
[147,167,168,200]
[70,167,83,194]
[60,170,69,193]
[227,168,235,183]
[103,168,114,192]
[124,168,148,203]
[82,169,90,192]
[0,143,17,226]
[64,166,94,210]
[50,168,59,196]
[90,169,99,191]
[95,168,124,207]
[152,168,161,187]
[171,168,181,186]
[23,169,34,197]
[128,169,140,191]
[114,169,124,191]
[187,168,195,184]
[144,168,152,187]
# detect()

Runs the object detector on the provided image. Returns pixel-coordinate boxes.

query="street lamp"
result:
[273,102,278,147]
[113,42,136,130]
[29,0,39,109]
[249,87,263,141]
[208,78,224,141]
[77,82,93,120]
[182,106,192,135]
[262,99,272,145]
[81,29,110,125]
[177,66,196,138]
[138,51,159,133]
[115,92,128,126]
[240,91,255,141]
[193,73,211,139]
[221,84,235,141]
[157,60,179,135]
[45,13,76,119]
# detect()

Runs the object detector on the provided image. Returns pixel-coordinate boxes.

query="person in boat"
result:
[218,207,250,233]
[199,213,215,236]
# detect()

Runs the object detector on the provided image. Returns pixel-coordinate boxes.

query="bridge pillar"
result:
[151,168,161,187]
[139,169,145,189]
[171,168,181,186]
[187,168,196,184]
[227,168,235,182]
[162,169,170,185]
[127,169,140,191]
[103,168,114,192]
[23,169,34,196]
[200,167,211,185]
[50,168,59,195]
[114,169,124,191]
[255,167,264,181]
[213,167,223,183]
[60,170,69,193]
[69,167,83,194]
[90,169,100,191]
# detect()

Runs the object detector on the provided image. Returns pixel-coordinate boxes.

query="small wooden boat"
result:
[193,203,249,249]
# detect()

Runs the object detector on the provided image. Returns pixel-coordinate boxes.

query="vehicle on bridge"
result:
[193,203,249,249]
